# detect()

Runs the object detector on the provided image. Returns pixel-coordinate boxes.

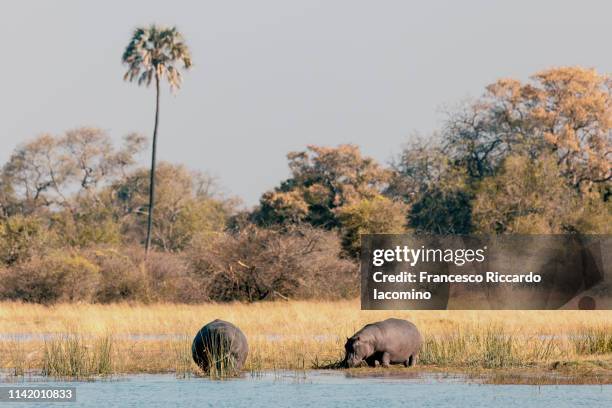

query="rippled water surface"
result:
[3,371,611,407]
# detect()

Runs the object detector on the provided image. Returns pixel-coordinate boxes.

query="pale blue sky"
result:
[1,0,611,205]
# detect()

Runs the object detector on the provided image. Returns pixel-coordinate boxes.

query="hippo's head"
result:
[344,336,373,368]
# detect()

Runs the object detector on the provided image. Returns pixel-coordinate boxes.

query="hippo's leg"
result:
[405,354,417,367]
[365,355,377,367]
[381,352,391,368]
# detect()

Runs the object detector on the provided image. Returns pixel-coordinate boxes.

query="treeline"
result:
[0,67,610,303]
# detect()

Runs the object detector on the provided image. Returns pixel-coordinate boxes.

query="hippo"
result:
[192,319,249,372]
[344,318,422,368]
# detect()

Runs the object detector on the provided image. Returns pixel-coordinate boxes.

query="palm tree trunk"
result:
[145,73,160,256]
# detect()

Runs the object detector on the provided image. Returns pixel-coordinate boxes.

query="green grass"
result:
[572,327,612,355]
[42,333,114,379]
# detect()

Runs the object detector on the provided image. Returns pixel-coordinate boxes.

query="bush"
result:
[144,250,197,302]
[0,251,99,303]
[187,225,358,301]
[0,225,359,304]
[90,247,205,303]
[87,247,149,303]
[0,246,198,304]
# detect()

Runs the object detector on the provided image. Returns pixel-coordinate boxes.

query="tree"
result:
[0,176,15,218]
[473,154,611,234]
[252,145,390,229]
[473,154,576,233]
[0,215,53,266]
[387,138,472,234]
[49,195,123,248]
[2,134,71,212]
[112,163,232,251]
[444,67,612,191]
[122,25,192,255]
[62,128,146,196]
[411,66,612,235]
[336,196,408,256]
[1,129,146,215]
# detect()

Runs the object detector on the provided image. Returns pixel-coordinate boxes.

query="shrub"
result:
[90,247,204,303]
[87,247,149,303]
[187,225,358,301]
[0,225,359,304]
[144,250,196,302]
[0,251,99,303]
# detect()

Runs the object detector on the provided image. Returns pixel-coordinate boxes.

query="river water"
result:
[2,371,611,407]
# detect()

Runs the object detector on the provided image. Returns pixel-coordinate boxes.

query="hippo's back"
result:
[376,318,423,353]
[192,319,249,371]
[378,318,420,332]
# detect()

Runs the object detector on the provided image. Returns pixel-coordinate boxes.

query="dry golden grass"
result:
[0,300,611,378]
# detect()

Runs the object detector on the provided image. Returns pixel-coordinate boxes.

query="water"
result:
[2,371,611,408]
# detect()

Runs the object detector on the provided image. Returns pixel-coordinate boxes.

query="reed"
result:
[572,326,612,355]
[197,333,238,379]
[421,326,531,368]
[41,333,113,379]
[171,334,194,378]
[3,337,30,377]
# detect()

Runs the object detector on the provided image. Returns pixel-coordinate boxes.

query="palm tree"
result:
[122,25,192,255]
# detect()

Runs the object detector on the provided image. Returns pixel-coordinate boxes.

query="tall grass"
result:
[42,333,113,379]
[171,335,195,378]
[3,338,30,376]
[572,327,612,355]
[418,326,612,369]
[421,326,532,368]
[199,337,238,379]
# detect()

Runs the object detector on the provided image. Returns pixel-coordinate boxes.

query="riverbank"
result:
[0,301,611,383]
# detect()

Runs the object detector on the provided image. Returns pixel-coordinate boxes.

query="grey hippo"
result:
[344,318,422,368]
[192,319,249,372]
